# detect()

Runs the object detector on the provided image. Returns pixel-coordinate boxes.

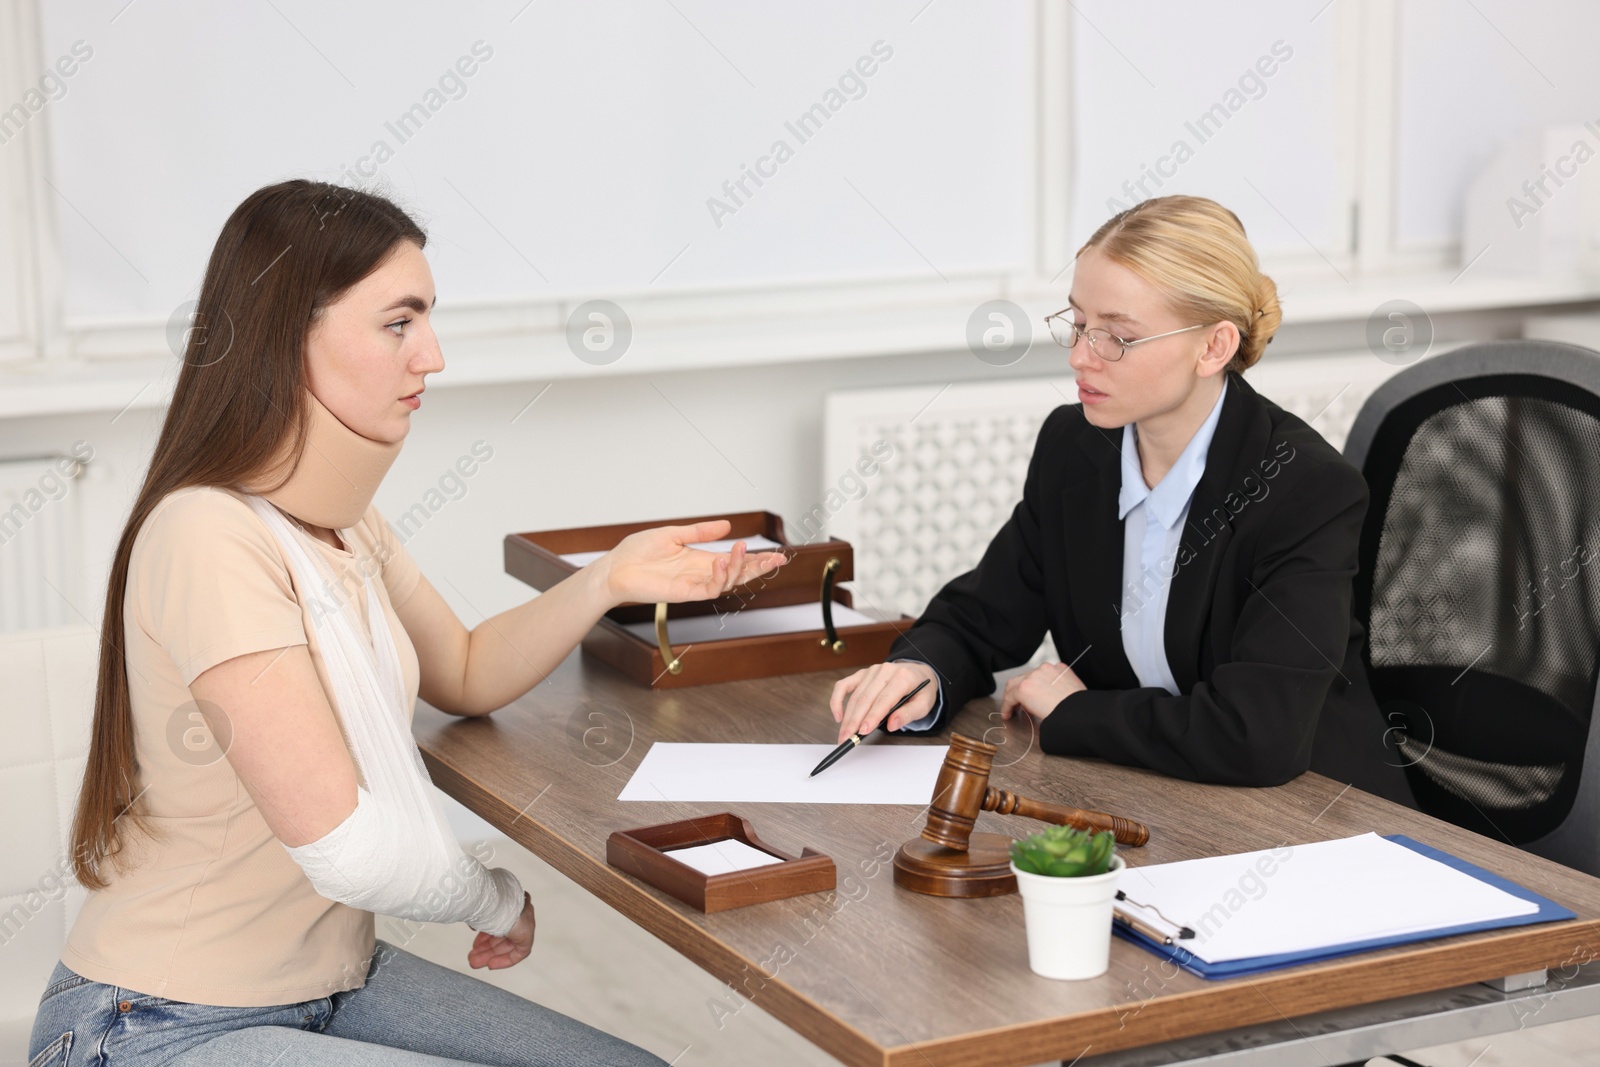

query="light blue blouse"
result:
[1116,379,1227,695]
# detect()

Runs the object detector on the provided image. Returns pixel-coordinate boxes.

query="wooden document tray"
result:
[607,813,836,912]
[505,511,914,688]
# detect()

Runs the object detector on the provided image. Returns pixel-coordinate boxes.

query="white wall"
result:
[1395,0,1600,252]
[35,1,1033,321]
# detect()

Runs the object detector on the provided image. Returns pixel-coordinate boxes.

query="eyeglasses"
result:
[1043,309,1210,362]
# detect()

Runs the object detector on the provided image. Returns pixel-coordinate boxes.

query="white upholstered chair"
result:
[0,626,97,1066]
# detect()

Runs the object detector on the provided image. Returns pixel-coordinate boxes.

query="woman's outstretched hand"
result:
[594,519,787,606]
[468,891,535,970]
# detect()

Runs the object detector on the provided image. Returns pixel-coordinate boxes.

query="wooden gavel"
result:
[920,733,1149,850]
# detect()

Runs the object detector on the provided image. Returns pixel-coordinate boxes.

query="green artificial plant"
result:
[1009,825,1117,878]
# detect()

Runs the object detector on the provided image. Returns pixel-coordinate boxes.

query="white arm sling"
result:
[245,494,523,936]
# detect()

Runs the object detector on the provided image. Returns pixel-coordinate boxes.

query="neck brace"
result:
[249,391,403,530]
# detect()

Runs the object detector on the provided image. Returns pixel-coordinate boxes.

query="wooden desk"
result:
[413,656,1600,1067]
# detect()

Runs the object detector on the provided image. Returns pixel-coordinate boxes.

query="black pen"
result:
[810,678,933,778]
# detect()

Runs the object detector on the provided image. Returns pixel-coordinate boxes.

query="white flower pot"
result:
[1010,854,1124,980]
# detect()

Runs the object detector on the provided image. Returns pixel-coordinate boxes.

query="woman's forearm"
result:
[457,562,617,714]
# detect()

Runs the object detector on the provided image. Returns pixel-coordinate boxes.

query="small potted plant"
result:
[1009,825,1124,980]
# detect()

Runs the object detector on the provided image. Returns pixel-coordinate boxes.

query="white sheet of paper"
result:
[1117,832,1540,963]
[665,839,785,876]
[618,742,948,804]
[560,535,783,569]
[621,602,880,644]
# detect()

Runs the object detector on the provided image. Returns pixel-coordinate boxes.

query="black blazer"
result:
[889,371,1411,795]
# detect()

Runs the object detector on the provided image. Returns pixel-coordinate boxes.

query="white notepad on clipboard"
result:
[1115,832,1542,965]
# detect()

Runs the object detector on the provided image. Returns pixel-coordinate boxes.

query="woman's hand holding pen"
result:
[593,519,787,607]
[830,660,940,742]
[999,661,1086,724]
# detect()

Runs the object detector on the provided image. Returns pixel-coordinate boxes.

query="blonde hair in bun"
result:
[1077,195,1280,373]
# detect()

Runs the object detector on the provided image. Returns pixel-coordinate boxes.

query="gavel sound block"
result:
[894,733,1151,898]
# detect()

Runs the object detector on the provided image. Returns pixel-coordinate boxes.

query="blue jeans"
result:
[27,941,667,1066]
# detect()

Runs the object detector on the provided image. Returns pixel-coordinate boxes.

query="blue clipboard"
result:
[1113,834,1577,980]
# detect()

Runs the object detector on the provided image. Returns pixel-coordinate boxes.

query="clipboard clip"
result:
[1113,889,1196,945]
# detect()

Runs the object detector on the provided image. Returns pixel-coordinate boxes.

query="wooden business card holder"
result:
[606,813,837,913]
[505,511,914,688]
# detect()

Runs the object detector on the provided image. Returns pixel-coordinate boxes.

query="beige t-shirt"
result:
[61,486,426,1006]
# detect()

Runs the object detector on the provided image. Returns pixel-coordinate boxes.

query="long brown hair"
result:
[71,180,426,889]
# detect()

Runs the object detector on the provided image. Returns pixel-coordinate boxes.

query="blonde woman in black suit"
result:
[830,195,1406,799]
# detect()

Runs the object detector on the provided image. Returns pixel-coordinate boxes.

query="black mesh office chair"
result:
[1343,340,1600,877]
